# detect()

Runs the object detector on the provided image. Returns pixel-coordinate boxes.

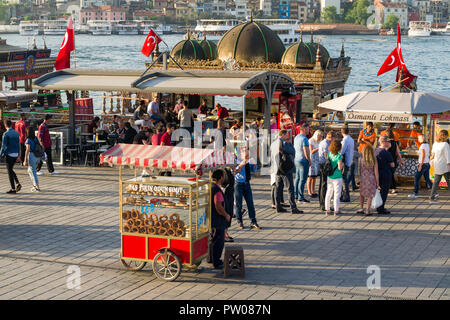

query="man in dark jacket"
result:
[0,120,21,193]
[208,169,231,270]
[123,122,137,144]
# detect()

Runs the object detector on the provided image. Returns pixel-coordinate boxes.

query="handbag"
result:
[371,189,383,209]
[277,142,295,175]
[323,154,338,177]
[32,138,44,158]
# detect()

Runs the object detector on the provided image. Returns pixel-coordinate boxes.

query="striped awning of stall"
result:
[99,144,235,171]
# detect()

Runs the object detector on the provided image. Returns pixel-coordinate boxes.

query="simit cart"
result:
[100,144,235,281]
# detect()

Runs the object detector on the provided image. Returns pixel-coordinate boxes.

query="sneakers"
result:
[250,223,262,230]
[291,208,303,214]
[50,170,60,175]
[276,208,288,213]
[31,187,41,193]
[238,222,245,229]
[429,199,440,204]
[408,193,419,199]
[36,171,44,176]
[298,198,310,203]
[16,184,22,192]
[6,189,16,194]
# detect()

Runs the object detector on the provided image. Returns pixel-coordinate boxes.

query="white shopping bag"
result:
[371,189,383,209]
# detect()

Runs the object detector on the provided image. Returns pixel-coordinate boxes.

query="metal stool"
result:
[223,245,245,278]
[84,149,98,166]
[64,145,81,166]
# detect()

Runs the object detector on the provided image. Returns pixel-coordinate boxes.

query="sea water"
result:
[2,33,449,114]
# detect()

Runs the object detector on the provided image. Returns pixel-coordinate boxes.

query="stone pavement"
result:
[0,166,449,300]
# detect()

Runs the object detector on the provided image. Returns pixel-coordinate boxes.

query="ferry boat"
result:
[254,19,300,45]
[19,21,40,36]
[193,19,300,44]
[43,19,68,35]
[408,21,431,37]
[194,19,241,41]
[139,21,172,35]
[431,22,450,36]
[87,20,112,35]
[112,21,138,35]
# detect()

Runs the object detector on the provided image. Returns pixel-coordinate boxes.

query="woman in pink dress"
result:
[358,145,380,216]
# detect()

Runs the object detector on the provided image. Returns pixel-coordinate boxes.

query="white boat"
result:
[254,19,300,45]
[112,21,138,35]
[43,19,68,35]
[408,21,431,37]
[87,20,112,35]
[431,22,450,36]
[193,19,300,44]
[19,21,40,36]
[194,19,241,41]
[139,21,171,35]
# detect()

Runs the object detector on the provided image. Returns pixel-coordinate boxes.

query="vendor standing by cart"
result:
[209,169,231,270]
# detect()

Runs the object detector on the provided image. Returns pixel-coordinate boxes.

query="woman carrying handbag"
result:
[23,127,42,192]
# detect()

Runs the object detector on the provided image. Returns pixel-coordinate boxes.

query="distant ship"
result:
[112,21,139,35]
[43,19,68,36]
[431,22,450,36]
[193,19,300,45]
[138,21,172,35]
[19,21,40,36]
[408,21,431,37]
[87,20,112,35]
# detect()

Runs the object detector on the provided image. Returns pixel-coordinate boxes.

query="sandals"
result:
[356,209,364,214]
[364,211,373,216]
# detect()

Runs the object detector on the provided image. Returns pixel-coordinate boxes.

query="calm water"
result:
[2,33,449,112]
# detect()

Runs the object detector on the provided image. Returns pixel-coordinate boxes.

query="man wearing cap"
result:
[375,135,395,214]
[37,114,59,175]
[16,113,29,165]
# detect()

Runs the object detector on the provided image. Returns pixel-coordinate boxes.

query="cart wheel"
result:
[152,250,181,281]
[120,258,147,271]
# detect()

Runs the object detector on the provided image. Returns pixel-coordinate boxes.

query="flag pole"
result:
[73,15,77,69]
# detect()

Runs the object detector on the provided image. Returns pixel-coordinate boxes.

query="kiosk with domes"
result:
[147,18,351,130]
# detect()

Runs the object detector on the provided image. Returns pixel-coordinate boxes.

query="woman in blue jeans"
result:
[24,127,41,192]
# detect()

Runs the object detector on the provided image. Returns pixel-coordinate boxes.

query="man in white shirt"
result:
[340,127,354,202]
[147,96,164,124]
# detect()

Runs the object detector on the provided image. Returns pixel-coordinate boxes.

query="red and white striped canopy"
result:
[100,144,235,171]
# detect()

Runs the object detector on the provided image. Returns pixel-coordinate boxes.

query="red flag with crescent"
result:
[377,48,400,76]
[141,29,162,57]
[54,16,75,70]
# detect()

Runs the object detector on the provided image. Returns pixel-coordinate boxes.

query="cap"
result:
[380,135,391,142]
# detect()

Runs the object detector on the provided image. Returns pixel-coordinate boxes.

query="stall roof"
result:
[100,144,235,171]
[34,69,295,96]
[318,91,450,115]
[0,90,37,104]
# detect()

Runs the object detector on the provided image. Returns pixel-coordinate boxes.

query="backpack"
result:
[277,141,295,175]
[32,137,44,158]
[323,154,338,177]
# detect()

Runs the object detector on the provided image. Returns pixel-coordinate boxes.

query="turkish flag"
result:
[377,47,400,76]
[141,29,162,57]
[54,17,75,70]
[395,24,417,88]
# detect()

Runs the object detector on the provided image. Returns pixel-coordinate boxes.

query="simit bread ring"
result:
[132,227,138,233]
[122,210,130,220]
[176,228,185,237]
[149,213,158,222]
[123,225,130,233]
[159,215,168,223]
[147,226,156,235]
[162,221,170,229]
[167,228,176,236]
[139,227,146,234]
[158,227,168,236]
[177,220,185,228]
[169,213,180,222]
[154,221,161,228]
[171,221,179,229]
[131,210,138,219]
[127,219,134,227]
[134,219,143,227]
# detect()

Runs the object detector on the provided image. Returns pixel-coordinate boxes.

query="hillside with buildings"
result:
[0,0,448,31]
